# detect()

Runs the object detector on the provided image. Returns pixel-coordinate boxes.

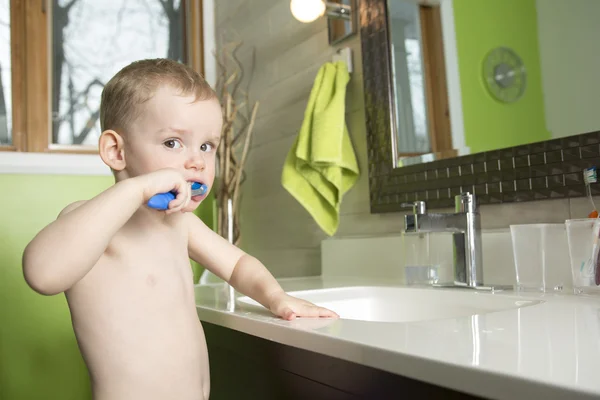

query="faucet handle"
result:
[401,200,427,215]
[455,192,477,213]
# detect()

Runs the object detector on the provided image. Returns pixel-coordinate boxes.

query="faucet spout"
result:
[403,193,483,288]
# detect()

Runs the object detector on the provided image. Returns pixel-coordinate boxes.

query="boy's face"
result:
[123,85,222,213]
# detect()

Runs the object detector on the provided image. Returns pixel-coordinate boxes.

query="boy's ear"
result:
[98,130,126,171]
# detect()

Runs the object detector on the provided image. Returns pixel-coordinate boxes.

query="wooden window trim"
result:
[188,0,205,77]
[25,0,50,153]
[1,0,205,154]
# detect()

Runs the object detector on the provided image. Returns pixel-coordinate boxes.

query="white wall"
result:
[537,0,600,138]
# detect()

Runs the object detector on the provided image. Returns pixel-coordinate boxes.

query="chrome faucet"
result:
[403,193,483,288]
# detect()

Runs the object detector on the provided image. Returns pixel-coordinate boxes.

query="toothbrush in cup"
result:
[147,182,208,210]
[583,167,600,285]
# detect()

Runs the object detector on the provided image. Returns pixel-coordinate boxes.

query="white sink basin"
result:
[236,286,542,323]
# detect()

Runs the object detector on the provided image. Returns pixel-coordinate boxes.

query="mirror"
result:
[371,0,600,168]
[359,0,600,212]
[328,0,357,45]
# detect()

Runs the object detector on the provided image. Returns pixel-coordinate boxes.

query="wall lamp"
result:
[290,0,356,44]
[290,0,352,23]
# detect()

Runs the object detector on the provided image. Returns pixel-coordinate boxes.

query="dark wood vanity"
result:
[204,322,481,400]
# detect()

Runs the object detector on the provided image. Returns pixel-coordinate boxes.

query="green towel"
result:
[281,61,359,236]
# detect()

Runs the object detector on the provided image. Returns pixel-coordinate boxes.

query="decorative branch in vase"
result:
[214,40,259,247]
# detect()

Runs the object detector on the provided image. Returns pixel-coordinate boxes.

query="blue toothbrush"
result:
[147,182,208,210]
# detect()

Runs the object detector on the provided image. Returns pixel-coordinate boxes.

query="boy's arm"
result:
[23,169,192,295]
[22,178,144,295]
[185,213,282,307]
[187,214,338,319]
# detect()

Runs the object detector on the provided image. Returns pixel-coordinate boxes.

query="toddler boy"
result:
[22,58,337,400]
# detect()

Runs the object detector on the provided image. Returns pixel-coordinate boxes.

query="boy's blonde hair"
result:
[100,58,217,133]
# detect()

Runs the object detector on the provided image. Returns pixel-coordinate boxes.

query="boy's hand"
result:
[268,292,339,321]
[136,168,192,214]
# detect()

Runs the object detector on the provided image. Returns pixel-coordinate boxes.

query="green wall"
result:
[0,173,214,399]
[453,0,550,153]
[0,174,111,399]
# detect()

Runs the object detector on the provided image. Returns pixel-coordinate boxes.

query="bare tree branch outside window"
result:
[52,0,184,146]
[0,0,12,145]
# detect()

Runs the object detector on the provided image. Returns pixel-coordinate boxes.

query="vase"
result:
[199,198,237,311]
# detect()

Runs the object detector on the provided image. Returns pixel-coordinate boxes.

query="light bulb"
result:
[290,0,326,23]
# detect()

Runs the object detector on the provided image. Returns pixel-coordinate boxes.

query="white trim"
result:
[0,152,111,175]
[439,0,467,152]
[202,0,216,88]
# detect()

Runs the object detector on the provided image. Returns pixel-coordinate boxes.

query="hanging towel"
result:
[281,61,359,236]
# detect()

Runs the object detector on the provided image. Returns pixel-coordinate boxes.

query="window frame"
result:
[0,0,204,155]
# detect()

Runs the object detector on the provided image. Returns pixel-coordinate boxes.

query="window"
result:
[0,0,11,147]
[0,0,203,153]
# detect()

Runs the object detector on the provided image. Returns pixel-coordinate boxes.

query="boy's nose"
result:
[185,152,206,171]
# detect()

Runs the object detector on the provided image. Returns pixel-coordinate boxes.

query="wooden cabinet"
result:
[204,322,482,400]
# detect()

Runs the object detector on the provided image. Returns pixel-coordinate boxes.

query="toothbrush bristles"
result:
[584,167,598,213]
[191,184,208,197]
[584,167,598,184]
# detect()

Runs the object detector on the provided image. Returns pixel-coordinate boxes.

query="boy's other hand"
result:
[268,292,339,321]
[136,168,192,214]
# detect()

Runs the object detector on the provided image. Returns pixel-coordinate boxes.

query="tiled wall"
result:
[214,1,597,278]
[321,230,518,286]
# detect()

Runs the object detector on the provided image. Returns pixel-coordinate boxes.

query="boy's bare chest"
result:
[97,225,194,293]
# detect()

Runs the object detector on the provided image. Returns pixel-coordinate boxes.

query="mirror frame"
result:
[359,0,600,212]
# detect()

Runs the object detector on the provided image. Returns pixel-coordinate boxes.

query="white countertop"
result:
[195,276,600,400]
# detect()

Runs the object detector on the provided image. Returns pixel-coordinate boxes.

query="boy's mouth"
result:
[190,181,208,199]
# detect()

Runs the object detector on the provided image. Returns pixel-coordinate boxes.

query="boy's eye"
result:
[164,139,182,149]
[200,143,214,152]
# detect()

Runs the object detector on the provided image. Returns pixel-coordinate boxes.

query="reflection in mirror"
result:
[383,0,600,168]
[387,1,430,155]
[328,0,357,45]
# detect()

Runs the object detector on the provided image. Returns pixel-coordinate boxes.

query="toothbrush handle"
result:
[147,192,176,210]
